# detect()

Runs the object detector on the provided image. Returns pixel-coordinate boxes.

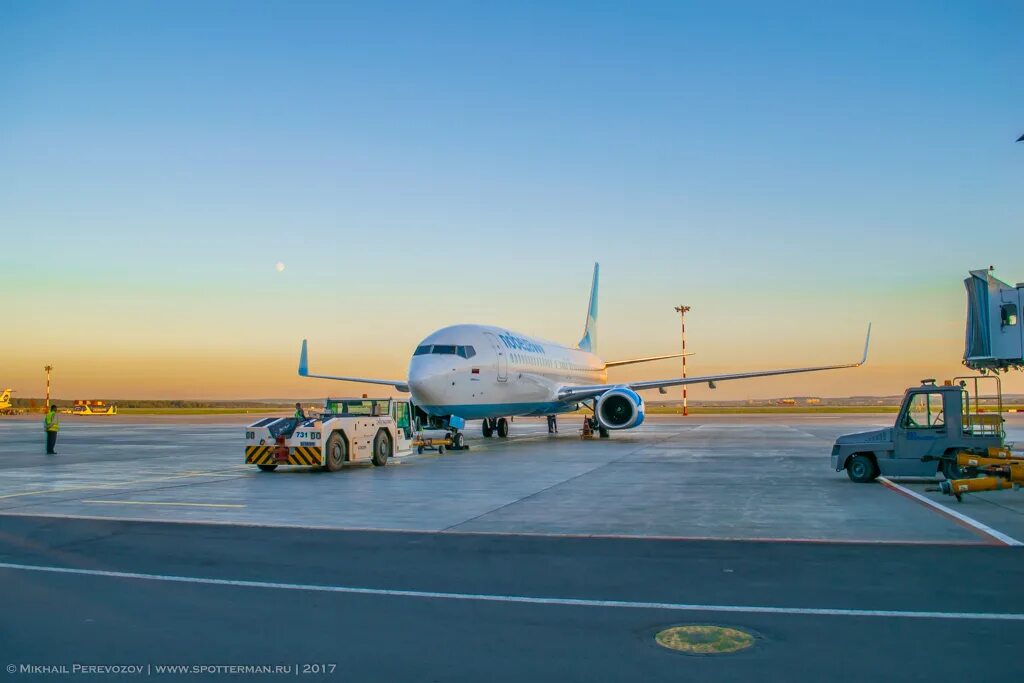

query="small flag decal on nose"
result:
[471,368,480,374]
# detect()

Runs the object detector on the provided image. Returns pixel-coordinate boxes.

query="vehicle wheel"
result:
[497,418,509,438]
[417,445,424,454]
[942,458,965,481]
[453,432,465,449]
[326,432,346,472]
[438,444,446,454]
[257,464,278,472]
[372,429,391,467]
[847,454,878,483]
[482,419,493,438]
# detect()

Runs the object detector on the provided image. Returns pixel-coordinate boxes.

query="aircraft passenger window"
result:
[414,345,432,355]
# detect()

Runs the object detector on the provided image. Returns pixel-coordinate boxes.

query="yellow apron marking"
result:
[82,500,245,509]
[655,625,755,654]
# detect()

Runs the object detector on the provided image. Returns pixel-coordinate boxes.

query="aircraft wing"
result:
[558,324,871,403]
[605,352,694,368]
[298,340,410,393]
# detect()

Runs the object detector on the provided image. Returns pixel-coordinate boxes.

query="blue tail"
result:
[577,263,599,353]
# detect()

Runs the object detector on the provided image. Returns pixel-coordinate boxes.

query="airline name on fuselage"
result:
[498,333,546,354]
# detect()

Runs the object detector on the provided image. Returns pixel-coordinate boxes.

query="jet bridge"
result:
[964,269,1024,373]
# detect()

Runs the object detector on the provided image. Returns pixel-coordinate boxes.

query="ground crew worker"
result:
[43,404,59,454]
[293,402,306,422]
[547,415,558,434]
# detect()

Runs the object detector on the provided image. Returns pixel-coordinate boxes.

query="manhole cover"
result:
[655,625,754,655]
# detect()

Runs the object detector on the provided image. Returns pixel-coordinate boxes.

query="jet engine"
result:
[595,387,645,430]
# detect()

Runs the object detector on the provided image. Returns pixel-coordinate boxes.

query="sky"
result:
[1,0,1022,401]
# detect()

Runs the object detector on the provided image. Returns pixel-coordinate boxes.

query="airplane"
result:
[299,264,870,440]
[0,389,14,414]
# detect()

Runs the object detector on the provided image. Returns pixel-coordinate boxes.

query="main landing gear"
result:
[587,416,610,439]
[482,417,509,438]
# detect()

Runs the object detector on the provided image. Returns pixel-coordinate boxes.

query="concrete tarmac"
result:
[1,415,1022,542]
[1,515,1023,682]
[2,414,1023,681]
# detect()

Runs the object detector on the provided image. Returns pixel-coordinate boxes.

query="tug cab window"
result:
[903,392,945,429]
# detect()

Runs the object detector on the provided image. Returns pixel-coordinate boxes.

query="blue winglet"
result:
[861,323,872,365]
[577,263,599,353]
[298,339,309,376]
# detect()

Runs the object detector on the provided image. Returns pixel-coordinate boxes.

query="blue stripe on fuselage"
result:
[418,402,578,419]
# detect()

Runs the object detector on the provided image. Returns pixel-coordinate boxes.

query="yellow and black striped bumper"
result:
[245,445,323,467]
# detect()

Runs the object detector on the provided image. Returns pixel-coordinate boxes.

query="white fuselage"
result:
[408,325,607,419]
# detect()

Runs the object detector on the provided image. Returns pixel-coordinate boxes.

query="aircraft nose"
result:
[408,358,449,406]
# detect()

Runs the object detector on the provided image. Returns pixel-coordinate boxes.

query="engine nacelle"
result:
[595,387,645,430]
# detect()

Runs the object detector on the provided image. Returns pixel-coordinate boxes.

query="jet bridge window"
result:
[1002,303,1018,328]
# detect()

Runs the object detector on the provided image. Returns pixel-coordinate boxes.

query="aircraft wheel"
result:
[257,464,278,472]
[438,444,446,454]
[372,429,391,467]
[326,432,346,472]
[453,432,465,449]
[497,418,509,438]
[482,419,493,438]
[417,446,424,454]
[846,454,878,483]
[598,425,610,438]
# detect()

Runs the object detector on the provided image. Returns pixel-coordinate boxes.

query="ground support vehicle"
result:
[832,376,1004,483]
[936,446,1023,501]
[245,397,416,472]
[71,400,117,415]
[412,428,459,454]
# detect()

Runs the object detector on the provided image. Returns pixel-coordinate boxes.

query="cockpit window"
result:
[415,344,476,358]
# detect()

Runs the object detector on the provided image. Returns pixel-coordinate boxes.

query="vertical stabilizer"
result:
[577,263,599,353]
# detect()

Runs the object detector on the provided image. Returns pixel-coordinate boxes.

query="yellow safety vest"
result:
[44,412,60,432]
[294,409,304,421]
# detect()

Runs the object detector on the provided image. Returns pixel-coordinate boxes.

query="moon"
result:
[275,262,285,273]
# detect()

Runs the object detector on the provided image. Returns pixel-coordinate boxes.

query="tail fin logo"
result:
[577,263,599,353]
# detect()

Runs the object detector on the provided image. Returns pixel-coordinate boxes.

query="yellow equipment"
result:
[938,447,1024,501]
[413,431,453,455]
[71,400,117,416]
